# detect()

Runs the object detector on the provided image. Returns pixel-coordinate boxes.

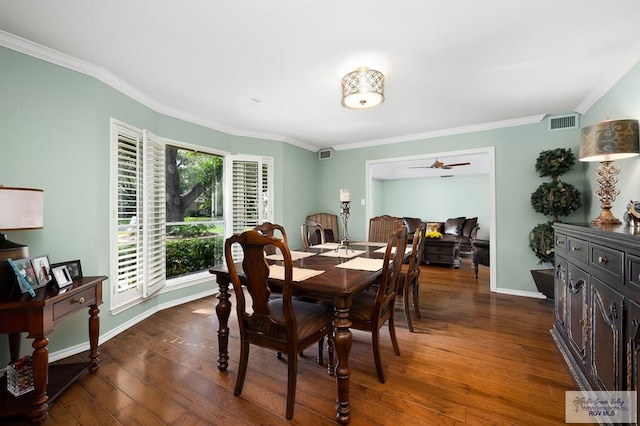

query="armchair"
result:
[472,239,490,278]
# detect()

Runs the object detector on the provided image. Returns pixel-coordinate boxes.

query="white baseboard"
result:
[48,288,218,363]
[496,287,547,299]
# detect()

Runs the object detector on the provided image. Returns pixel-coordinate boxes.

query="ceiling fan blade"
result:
[444,162,471,167]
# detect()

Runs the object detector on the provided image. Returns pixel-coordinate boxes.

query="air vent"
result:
[548,114,579,131]
[318,149,332,160]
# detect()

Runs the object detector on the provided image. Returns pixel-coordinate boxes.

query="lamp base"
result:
[591,209,622,226]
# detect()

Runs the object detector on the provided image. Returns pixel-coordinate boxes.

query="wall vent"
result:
[548,114,579,131]
[318,148,332,160]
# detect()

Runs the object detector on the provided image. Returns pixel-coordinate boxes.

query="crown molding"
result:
[0,30,314,149]
[332,115,546,151]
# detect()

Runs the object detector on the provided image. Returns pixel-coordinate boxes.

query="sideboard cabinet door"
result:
[567,263,588,365]
[589,277,624,391]
[554,258,568,334]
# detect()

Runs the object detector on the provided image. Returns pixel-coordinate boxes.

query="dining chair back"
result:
[254,221,288,255]
[398,223,425,332]
[301,220,325,248]
[368,215,404,243]
[306,212,339,243]
[224,230,334,419]
[350,226,408,383]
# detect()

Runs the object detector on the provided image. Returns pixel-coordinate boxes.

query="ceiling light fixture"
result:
[341,67,384,109]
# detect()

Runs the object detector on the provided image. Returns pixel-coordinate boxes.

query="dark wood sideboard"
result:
[552,223,640,405]
[0,276,106,424]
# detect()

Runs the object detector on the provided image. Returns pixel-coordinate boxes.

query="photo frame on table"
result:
[7,258,37,296]
[51,265,74,288]
[32,254,53,288]
[50,259,82,280]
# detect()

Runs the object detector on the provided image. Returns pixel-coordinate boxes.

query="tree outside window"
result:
[165,146,224,278]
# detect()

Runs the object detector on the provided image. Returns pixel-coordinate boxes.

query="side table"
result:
[423,237,461,268]
[0,276,106,424]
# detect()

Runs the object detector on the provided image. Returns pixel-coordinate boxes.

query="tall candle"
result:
[340,189,351,202]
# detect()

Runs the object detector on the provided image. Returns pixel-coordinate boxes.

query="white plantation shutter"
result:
[225,155,274,261]
[114,126,142,306]
[110,121,167,310]
[142,130,166,297]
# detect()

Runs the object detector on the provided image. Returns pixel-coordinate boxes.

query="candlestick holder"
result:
[335,201,353,254]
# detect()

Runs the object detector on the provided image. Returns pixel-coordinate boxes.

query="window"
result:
[165,144,224,282]
[110,119,274,312]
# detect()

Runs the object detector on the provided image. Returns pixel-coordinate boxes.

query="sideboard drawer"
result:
[53,287,97,321]
[628,254,640,292]
[555,232,567,254]
[566,236,588,265]
[590,242,624,284]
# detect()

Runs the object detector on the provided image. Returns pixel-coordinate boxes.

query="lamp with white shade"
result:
[0,187,44,291]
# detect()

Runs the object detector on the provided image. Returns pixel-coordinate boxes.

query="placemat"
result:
[351,241,387,247]
[319,249,365,259]
[312,242,341,250]
[265,251,317,261]
[268,265,325,282]
[335,258,385,272]
[374,246,412,254]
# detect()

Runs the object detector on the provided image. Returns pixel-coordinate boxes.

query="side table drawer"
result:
[53,287,97,321]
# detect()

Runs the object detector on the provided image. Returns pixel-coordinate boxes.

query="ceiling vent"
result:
[548,114,579,131]
[318,148,332,160]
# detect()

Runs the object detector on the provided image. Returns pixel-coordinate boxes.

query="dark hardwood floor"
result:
[6,258,578,425]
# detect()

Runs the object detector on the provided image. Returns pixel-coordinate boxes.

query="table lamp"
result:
[579,119,640,225]
[0,186,44,291]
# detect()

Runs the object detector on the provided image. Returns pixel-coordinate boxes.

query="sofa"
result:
[402,216,479,254]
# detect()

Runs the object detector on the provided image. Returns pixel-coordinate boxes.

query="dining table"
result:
[209,240,400,424]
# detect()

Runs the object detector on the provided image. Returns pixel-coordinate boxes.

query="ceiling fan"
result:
[410,159,471,170]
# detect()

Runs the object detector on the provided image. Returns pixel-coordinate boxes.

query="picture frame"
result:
[8,258,38,295]
[51,265,74,288]
[50,259,83,280]
[32,254,53,289]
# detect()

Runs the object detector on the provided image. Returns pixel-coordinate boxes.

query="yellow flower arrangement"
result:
[425,230,443,239]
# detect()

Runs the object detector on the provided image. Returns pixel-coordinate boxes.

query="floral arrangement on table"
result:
[425,230,443,239]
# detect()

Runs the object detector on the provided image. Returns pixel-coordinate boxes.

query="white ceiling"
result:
[1,1,640,154]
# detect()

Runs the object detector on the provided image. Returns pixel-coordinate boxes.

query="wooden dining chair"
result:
[254,221,288,255]
[350,226,408,383]
[301,220,325,248]
[306,213,339,243]
[224,230,335,420]
[368,215,404,243]
[398,223,425,332]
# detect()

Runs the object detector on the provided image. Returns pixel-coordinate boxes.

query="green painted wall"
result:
[0,46,317,365]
